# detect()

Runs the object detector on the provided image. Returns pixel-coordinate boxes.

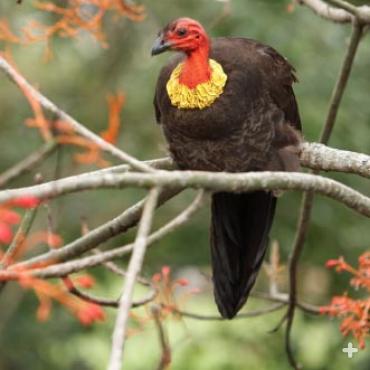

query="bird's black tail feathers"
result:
[210,191,277,319]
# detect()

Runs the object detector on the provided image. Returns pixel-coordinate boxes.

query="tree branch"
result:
[285,19,365,370]
[299,143,370,178]
[151,304,172,370]
[108,187,159,370]
[1,170,370,218]
[170,302,285,321]
[299,0,370,23]
[0,141,58,187]
[51,142,370,180]
[0,57,154,173]
[14,187,182,269]
[66,280,156,309]
[2,191,205,279]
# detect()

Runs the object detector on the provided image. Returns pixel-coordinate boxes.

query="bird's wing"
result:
[255,43,302,132]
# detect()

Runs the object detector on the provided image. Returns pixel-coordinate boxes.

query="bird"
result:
[151,18,302,319]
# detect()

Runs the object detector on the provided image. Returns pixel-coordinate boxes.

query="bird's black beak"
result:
[151,35,172,56]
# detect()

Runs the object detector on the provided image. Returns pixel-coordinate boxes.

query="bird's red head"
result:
[151,18,209,56]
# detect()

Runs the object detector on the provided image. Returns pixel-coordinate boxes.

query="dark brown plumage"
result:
[152,20,302,319]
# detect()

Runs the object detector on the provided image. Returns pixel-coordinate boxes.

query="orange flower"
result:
[55,91,125,167]
[0,197,40,246]
[322,252,370,349]
[0,19,21,43]
[9,196,40,208]
[75,274,96,289]
[77,303,105,325]
[18,0,145,59]
[100,93,125,144]
[0,222,13,244]
[18,274,105,325]
[325,256,348,272]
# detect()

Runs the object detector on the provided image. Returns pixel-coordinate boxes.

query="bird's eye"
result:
[176,28,187,37]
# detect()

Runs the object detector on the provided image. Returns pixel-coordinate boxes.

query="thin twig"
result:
[65,278,156,308]
[0,207,38,292]
[93,248,151,286]
[252,292,321,315]
[320,21,364,143]
[170,302,285,321]
[0,57,154,173]
[151,304,171,370]
[0,141,58,187]
[108,188,160,370]
[285,20,364,370]
[0,208,38,269]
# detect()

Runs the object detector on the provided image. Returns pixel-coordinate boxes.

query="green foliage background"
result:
[0,0,369,369]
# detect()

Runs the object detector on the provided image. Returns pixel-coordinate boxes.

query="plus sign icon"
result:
[342,342,359,359]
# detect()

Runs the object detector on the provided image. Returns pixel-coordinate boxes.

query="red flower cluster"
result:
[19,274,105,325]
[0,196,40,245]
[321,252,370,349]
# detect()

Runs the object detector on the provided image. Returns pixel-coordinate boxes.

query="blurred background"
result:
[0,0,369,369]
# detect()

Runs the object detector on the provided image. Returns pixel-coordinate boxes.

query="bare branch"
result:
[36,142,370,182]
[0,141,58,187]
[1,170,370,218]
[299,0,370,23]
[285,20,365,370]
[325,0,362,19]
[15,188,182,269]
[252,292,321,316]
[3,191,205,279]
[0,57,154,173]
[0,208,38,269]
[151,305,171,370]
[170,302,285,321]
[299,143,370,178]
[108,187,159,370]
[93,248,151,286]
[320,22,364,143]
[66,280,156,309]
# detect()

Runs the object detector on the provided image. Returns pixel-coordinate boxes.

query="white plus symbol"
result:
[343,342,358,358]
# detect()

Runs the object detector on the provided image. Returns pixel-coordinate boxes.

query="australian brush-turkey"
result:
[151,18,302,319]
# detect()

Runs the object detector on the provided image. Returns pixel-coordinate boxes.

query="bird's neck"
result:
[179,45,211,89]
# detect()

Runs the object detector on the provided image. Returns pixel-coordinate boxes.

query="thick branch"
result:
[1,171,370,218]
[102,143,370,180]
[299,143,370,177]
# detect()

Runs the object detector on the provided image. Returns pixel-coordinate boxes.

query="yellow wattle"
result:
[166,59,227,110]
